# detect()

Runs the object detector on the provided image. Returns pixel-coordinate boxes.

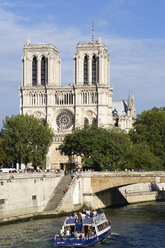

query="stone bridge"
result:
[58,171,165,212]
[1,171,165,223]
[80,171,165,193]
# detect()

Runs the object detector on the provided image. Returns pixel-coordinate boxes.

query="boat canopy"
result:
[75,223,83,232]
[65,216,94,225]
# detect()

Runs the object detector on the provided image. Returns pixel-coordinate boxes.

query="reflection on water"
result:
[0,201,165,248]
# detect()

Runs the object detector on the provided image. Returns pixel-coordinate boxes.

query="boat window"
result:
[97,221,109,231]
[70,225,75,234]
[84,225,88,237]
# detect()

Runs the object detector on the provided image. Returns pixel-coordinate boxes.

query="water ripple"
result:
[0,201,165,248]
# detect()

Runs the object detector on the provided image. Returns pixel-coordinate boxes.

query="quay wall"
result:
[1,171,165,224]
[0,173,62,223]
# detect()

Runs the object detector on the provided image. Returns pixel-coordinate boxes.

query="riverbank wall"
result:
[0,171,165,224]
[0,172,62,223]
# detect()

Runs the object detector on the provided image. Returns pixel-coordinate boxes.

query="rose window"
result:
[56,111,74,129]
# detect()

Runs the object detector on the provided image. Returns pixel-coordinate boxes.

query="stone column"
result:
[73,57,76,85]
[80,58,83,85]
[22,57,26,86]
[99,55,103,85]
[107,56,110,86]
[26,57,32,86]
[104,59,107,86]
[48,55,53,85]
[77,56,80,84]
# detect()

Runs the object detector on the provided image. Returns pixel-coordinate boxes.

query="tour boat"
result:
[54,209,111,247]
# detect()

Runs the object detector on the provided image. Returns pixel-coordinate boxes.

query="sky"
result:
[0,0,165,127]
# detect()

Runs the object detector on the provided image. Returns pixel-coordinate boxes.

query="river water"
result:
[0,201,165,248]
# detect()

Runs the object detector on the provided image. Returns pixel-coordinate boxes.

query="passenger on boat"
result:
[81,211,86,219]
[81,232,85,240]
[74,213,78,220]
[76,232,81,240]
[93,209,97,216]
[77,212,82,221]
[60,228,63,236]
[86,209,91,216]
[66,228,71,237]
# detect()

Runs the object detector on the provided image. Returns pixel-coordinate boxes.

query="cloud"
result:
[105,37,165,112]
[96,20,108,27]
[104,0,137,20]
[0,2,165,128]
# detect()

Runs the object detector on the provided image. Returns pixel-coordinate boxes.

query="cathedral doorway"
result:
[60,163,64,170]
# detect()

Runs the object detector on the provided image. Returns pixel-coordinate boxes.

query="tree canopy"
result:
[59,126,132,171]
[59,118,164,171]
[1,114,54,169]
[129,107,165,169]
[0,139,12,167]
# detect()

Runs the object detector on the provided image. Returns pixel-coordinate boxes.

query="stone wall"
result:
[1,171,165,224]
[80,171,165,208]
[0,173,62,223]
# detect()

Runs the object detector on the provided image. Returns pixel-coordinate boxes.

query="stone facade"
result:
[19,37,136,169]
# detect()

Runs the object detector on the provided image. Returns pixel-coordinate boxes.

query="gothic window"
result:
[84,55,88,85]
[56,111,74,130]
[69,93,73,104]
[97,57,99,82]
[44,93,46,104]
[91,93,95,104]
[92,118,97,126]
[33,94,36,105]
[29,92,32,105]
[84,118,89,127]
[55,94,59,105]
[83,92,87,104]
[32,57,37,85]
[41,94,44,105]
[41,56,48,85]
[92,55,96,84]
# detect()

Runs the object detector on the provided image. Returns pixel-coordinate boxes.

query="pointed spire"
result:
[132,91,134,102]
[128,90,131,107]
[26,38,31,46]
[92,20,94,42]
[131,91,136,117]
[98,36,102,43]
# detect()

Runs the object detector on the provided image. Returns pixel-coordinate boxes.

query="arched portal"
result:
[32,57,37,85]
[84,55,88,85]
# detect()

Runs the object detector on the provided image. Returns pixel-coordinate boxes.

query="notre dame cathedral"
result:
[19,36,136,169]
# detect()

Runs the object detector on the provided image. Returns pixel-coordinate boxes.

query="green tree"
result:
[58,126,131,171]
[129,107,165,168]
[0,139,12,167]
[126,142,163,171]
[106,127,133,170]
[1,114,54,170]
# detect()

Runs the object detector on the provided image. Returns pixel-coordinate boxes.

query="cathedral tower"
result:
[22,39,61,87]
[20,36,135,169]
[73,36,113,128]
[73,36,110,87]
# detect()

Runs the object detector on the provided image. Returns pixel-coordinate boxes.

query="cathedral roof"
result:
[112,100,128,116]
[76,36,108,51]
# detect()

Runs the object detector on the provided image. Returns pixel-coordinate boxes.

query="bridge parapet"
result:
[78,171,165,193]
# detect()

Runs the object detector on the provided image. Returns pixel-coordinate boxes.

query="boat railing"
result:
[54,234,97,241]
